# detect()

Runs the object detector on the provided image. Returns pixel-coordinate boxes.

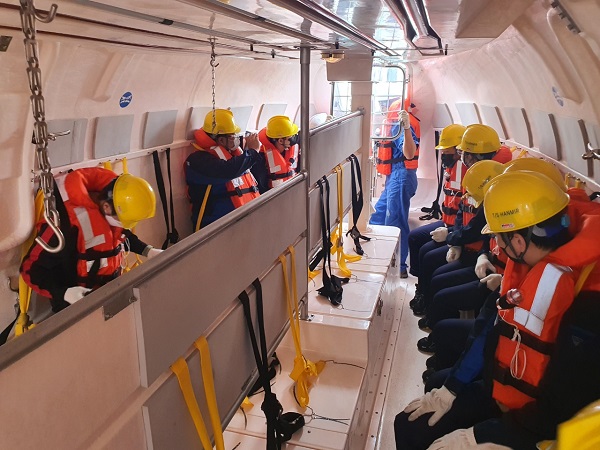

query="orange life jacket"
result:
[54,168,124,288]
[193,130,260,208]
[258,128,299,188]
[492,198,600,410]
[442,161,465,226]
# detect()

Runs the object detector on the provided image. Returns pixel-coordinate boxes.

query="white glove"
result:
[64,286,92,305]
[427,428,477,450]
[399,110,410,129]
[475,254,496,279]
[480,273,503,291]
[446,246,461,263]
[147,248,163,259]
[404,386,456,426]
[430,227,449,243]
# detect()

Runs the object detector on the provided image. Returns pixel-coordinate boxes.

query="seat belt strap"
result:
[193,336,225,450]
[171,357,213,450]
[152,149,180,249]
[345,154,371,255]
[195,186,212,232]
[420,143,443,220]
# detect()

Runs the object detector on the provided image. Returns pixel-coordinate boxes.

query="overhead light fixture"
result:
[321,51,344,63]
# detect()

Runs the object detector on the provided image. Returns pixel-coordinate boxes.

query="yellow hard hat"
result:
[112,174,156,229]
[503,157,567,192]
[266,115,299,139]
[556,400,600,450]
[435,124,467,150]
[482,171,569,234]
[202,109,241,135]
[461,160,505,207]
[457,124,501,154]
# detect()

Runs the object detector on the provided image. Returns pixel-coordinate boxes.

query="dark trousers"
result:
[415,245,449,297]
[422,257,477,309]
[394,370,501,450]
[429,319,474,371]
[408,221,444,277]
[427,274,486,328]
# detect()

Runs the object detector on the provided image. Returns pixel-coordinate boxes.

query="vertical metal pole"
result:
[300,45,310,321]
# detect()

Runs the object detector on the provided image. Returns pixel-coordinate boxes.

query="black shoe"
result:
[425,355,437,369]
[413,302,427,317]
[418,317,431,332]
[400,269,408,278]
[409,290,423,309]
[422,368,435,383]
[417,336,436,354]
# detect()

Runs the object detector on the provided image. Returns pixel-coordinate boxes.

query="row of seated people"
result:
[395,124,600,449]
[18,109,300,314]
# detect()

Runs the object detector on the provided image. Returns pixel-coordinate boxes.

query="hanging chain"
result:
[19,0,64,253]
[209,37,218,132]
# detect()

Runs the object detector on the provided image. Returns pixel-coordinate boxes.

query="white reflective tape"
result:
[271,179,285,187]
[449,163,462,189]
[231,177,244,188]
[85,258,108,273]
[74,207,106,249]
[266,150,282,173]
[513,264,566,336]
[212,146,228,160]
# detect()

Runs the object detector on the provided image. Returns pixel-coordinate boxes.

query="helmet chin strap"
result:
[501,227,533,264]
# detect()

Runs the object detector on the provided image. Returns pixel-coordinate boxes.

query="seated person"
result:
[185,109,261,231]
[395,171,600,449]
[252,115,300,193]
[21,168,160,313]
[407,124,466,286]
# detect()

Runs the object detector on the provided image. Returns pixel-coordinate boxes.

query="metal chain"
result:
[210,37,218,132]
[19,0,64,253]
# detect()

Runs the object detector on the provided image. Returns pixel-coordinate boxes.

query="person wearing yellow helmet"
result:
[251,115,300,193]
[185,109,261,230]
[20,168,160,313]
[407,124,467,310]
[395,171,600,450]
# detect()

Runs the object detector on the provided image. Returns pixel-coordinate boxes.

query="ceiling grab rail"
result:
[19,0,65,253]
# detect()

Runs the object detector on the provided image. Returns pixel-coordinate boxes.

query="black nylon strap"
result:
[496,321,554,355]
[346,155,370,255]
[152,149,179,250]
[493,362,541,399]
[238,280,304,448]
[419,138,444,221]
[0,309,18,346]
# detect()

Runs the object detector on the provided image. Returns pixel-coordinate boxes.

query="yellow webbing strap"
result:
[121,157,129,174]
[574,262,596,297]
[16,189,46,336]
[308,268,320,280]
[332,166,360,278]
[170,357,213,450]
[102,161,113,170]
[195,186,212,232]
[279,246,325,408]
[193,336,225,450]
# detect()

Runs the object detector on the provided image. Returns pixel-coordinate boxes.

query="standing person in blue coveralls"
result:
[370,102,420,278]
[185,109,261,231]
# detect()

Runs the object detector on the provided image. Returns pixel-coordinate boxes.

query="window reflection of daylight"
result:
[371,66,404,138]
[332,81,352,117]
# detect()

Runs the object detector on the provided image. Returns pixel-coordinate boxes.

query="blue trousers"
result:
[407,221,444,277]
[371,167,418,271]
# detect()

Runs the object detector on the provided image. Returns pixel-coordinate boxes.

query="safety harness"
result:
[316,177,349,306]
[238,279,305,449]
[152,148,179,249]
[345,154,371,255]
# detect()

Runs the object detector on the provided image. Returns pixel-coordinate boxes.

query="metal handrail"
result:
[309,109,364,136]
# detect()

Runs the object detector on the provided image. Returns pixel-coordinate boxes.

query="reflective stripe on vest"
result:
[449,162,462,190]
[513,264,567,336]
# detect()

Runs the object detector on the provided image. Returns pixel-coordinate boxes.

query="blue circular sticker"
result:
[119,92,133,108]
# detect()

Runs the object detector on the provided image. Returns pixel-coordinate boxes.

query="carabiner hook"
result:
[32,3,58,23]
[34,209,65,253]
